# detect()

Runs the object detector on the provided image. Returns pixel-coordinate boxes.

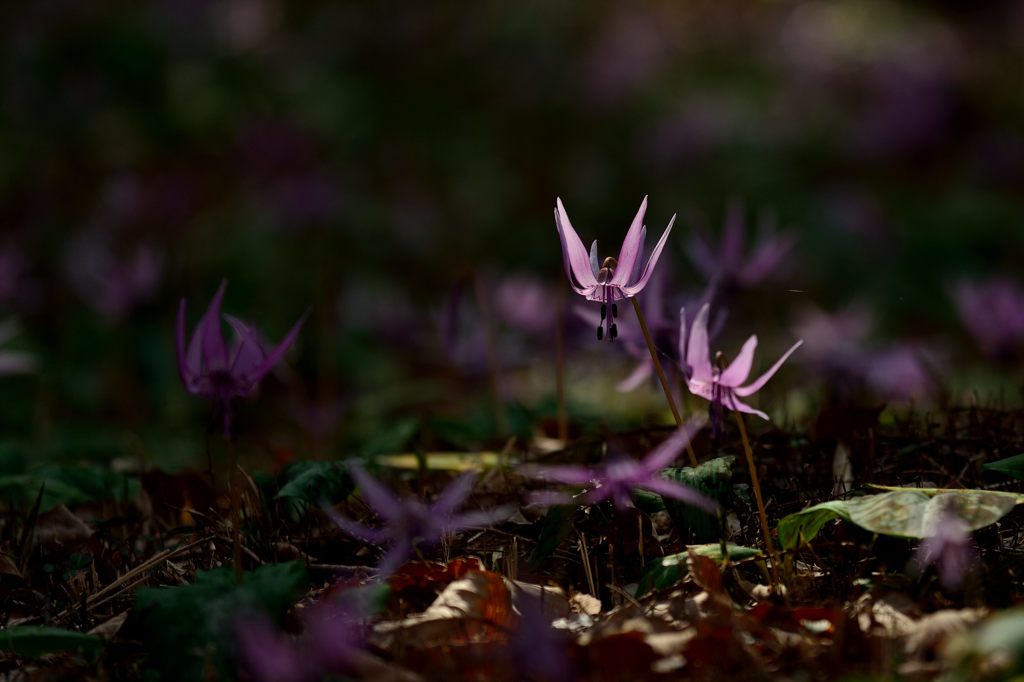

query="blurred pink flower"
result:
[686,201,794,289]
[912,511,974,591]
[953,277,1024,361]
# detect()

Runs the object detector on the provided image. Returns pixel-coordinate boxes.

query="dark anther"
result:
[610,323,618,339]
[600,304,607,320]
[611,303,618,318]
[597,325,604,341]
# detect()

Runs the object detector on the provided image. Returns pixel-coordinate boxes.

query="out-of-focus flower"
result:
[794,304,935,401]
[324,463,509,576]
[682,303,802,421]
[555,197,675,341]
[0,320,34,375]
[686,202,794,289]
[493,274,559,335]
[952,277,1024,361]
[912,511,974,590]
[236,598,365,682]
[66,240,162,322]
[508,592,575,681]
[176,280,307,435]
[524,418,717,512]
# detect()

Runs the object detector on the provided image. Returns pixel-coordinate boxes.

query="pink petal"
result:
[720,335,757,387]
[617,359,653,392]
[247,310,309,386]
[610,196,648,287]
[722,391,770,420]
[621,214,675,295]
[733,339,803,397]
[554,199,598,294]
[348,462,404,523]
[642,417,706,471]
[641,478,718,513]
[431,472,476,518]
[176,298,199,391]
[198,280,230,372]
[686,303,714,383]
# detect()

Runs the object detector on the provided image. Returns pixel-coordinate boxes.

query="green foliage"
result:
[982,454,1024,481]
[275,460,354,521]
[636,543,762,596]
[661,456,735,543]
[0,626,103,661]
[133,561,307,680]
[0,463,138,512]
[528,504,578,570]
[778,488,1023,550]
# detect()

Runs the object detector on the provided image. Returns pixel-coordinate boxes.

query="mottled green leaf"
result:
[637,543,762,596]
[982,453,1024,481]
[661,456,734,543]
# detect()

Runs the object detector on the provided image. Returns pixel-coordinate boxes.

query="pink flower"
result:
[555,196,675,341]
[682,303,802,420]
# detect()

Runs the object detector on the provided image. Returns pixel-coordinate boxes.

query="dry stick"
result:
[630,297,698,467]
[555,288,569,442]
[734,410,778,588]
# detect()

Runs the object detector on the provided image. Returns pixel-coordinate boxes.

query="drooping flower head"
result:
[524,417,717,513]
[912,511,975,591]
[325,463,509,577]
[176,280,307,435]
[555,196,675,341]
[682,303,802,421]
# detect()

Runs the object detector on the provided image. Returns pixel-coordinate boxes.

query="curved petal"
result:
[617,359,653,392]
[589,241,600,278]
[677,307,689,376]
[225,315,268,381]
[641,416,707,472]
[555,199,599,292]
[721,200,745,271]
[246,310,309,387]
[621,214,675,295]
[321,505,391,544]
[348,462,404,522]
[733,339,803,397]
[686,303,714,383]
[611,196,648,286]
[641,478,718,513]
[720,335,757,387]
[377,539,413,577]
[431,471,476,517]
[722,391,770,420]
[198,280,229,372]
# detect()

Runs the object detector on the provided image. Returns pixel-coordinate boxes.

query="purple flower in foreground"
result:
[236,599,365,682]
[325,463,508,576]
[686,202,794,289]
[555,196,675,341]
[524,418,717,512]
[953,277,1024,361]
[176,280,307,435]
[682,303,802,421]
[912,512,974,590]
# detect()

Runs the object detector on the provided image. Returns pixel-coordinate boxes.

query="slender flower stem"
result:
[227,436,244,585]
[555,288,568,441]
[630,297,697,467]
[734,410,777,588]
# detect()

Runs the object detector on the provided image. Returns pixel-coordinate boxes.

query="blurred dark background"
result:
[0,0,1022,470]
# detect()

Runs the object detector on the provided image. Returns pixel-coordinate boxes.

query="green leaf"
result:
[275,460,354,521]
[0,626,103,660]
[0,465,137,512]
[660,456,734,543]
[982,453,1024,481]
[778,488,1023,550]
[637,544,762,596]
[133,561,307,680]
[527,505,577,570]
